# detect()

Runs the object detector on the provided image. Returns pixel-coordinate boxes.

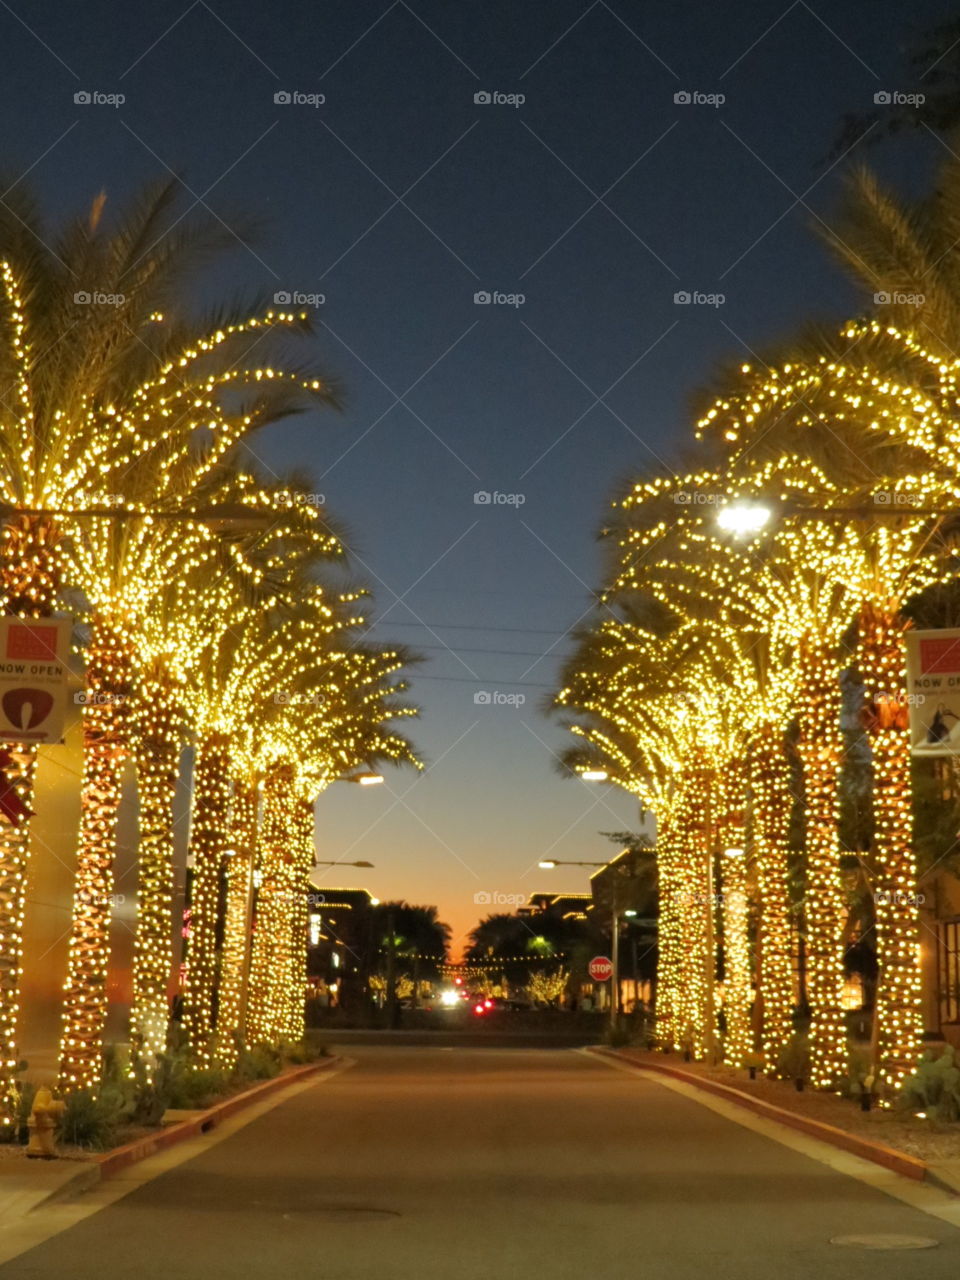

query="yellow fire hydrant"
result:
[26,1087,66,1160]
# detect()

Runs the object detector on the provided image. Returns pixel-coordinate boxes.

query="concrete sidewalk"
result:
[0,1154,98,1221]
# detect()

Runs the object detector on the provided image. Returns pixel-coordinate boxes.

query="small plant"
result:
[59,1089,126,1151]
[234,1043,283,1083]
[603,1021,631,1048]
[775,1032,810,1084]
[839,1043,872,1100]
[899,1046,960,1123]
[743,1051,765,1080]
[167,1067,229,1110]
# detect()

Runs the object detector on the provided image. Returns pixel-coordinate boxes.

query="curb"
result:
[17,1055,341,1213]
[94,1056,340,1180]
[591,1048,933,1185]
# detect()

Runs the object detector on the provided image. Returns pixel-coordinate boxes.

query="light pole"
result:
[539,856,634,1030]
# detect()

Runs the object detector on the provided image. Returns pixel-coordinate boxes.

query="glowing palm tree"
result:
[700,331,960,1090]
[0,180,339,1103]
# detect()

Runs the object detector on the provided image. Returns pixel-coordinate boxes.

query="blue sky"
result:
[2,0,949,950]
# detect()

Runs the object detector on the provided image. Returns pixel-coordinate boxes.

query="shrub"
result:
[839,1043,873,1098]
[59,1089,126,1151]
[166,1067,229,1110]
[234,1043,283,1083]
[899,1047,960,1123]
[776,1032,810,1082]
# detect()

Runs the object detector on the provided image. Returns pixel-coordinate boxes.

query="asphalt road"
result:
[3,1047,960,1279]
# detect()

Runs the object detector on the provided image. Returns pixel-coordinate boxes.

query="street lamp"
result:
[717,496,952,537]
[538,856,635,1030]
[341,771,384,786]
[313,859,375,868]
[716,502,772,537]
[580,769,608,782]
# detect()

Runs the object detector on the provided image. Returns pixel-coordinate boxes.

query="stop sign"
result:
[588,955,613,982]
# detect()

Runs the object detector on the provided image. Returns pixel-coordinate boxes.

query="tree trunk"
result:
[215,779,258,1068]
[857,600,922,1094]
[58,614,133,1092]
[795,636,848,1090]
[749,722,795,1071]
[247,763,295,1045]
[722,849,752,1067]
[653,805,680,1049]
[130,662,183,1066]
[0,515,59,1121]
[182,732,231,1063]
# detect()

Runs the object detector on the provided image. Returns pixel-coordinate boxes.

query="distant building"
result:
[306,886,376,1006]
[518,892,591,919]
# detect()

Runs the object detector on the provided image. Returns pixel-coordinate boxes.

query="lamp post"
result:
[539,856,635,1031]
[715,498,951,538]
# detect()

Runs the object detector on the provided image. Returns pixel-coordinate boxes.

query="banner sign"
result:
[905,628,960,755]
[0,616,71,744]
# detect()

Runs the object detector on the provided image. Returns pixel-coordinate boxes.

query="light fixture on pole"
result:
[538,855,634,1030]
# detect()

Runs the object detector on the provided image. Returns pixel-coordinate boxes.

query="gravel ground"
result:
[620,1050,960,1163]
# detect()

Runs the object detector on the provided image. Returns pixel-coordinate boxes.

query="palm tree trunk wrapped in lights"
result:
[284,797,315,1043]
[653,809,681,1049]
[857,600,923,1094]
[718,761,752,1067]
[247,763,296,1045]
[215,779,258,1068]
[58,616,134,1092]
[721,850,752,1067]
[0,515,60,1121]
[182,732,232,1064]
[671,766,713,1058]
[748,723,796,1070]
[130,661,184,1065]
[795,638,848,1091]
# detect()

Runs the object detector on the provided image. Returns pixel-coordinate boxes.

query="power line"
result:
[363,622,576,636]
[411,674,556,688]
[414,644,572,658]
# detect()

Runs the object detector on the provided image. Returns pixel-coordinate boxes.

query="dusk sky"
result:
[3,0,949,953]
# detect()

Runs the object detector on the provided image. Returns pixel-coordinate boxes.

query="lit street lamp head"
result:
[580,769,608,782]
[538,859,558,869]
[716,502,772,537]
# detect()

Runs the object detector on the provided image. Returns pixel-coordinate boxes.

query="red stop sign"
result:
[588,955,613,982]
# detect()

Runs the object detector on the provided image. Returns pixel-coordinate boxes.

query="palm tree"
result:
[700,332,960,1090]
[0,178,340,1102]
